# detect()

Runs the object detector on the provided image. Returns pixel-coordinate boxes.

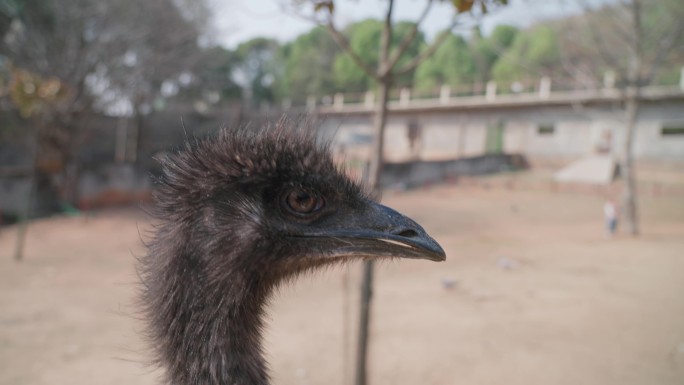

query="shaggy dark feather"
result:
[140,118,445,385]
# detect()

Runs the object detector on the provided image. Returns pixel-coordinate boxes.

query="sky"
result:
[211,0,585,49]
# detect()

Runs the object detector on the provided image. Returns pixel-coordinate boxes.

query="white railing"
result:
[290,67,684,112]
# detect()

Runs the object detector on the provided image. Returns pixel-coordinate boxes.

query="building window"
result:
[537,124,555,135]
[661,124,684,136]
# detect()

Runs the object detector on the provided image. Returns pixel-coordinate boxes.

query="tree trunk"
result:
[367,80,391,194]
[60,155,81,207]
[354,78,391,385]
[622,0,642,237]
[14,130,40,261]
[133,108,145,163]
[622,92,639,235]
[354,260,374,385]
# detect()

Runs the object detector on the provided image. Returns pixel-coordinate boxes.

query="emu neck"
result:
[159,249,273,385]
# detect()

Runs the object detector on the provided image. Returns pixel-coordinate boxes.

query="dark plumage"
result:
[140,119,445,385]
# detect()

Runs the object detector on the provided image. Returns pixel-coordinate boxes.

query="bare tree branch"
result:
[286,0,381,81]
[325,20,379,80]
[627,0,642,85]
[603,4,635,47]
[578,0,623,72]
[377,0,395,78]
[394,17,462,76]
[558,39,600,88]
[385,0,434,72]
[586,9,620,69]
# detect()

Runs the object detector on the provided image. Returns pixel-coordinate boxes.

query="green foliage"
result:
[630,0,684,83]
[333,19,382,92]
[641,0,684,55]
[414,33,475,91]
[276,26,339,102]
[333,19,425,92]
[489,24,518,49]
[233,37,280,105]
[470,24,518,82]
[492,24,559,82]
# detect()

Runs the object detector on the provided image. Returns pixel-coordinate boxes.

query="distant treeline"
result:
[187,2,683,107]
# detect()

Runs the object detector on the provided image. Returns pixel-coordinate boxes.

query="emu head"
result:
[141,120,445,385]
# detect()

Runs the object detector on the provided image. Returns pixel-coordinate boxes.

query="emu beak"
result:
[304,201,446,262]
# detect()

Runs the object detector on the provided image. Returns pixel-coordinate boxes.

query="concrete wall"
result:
[322,99,684,164]
[634,101,684,160]
[634,121,684,159]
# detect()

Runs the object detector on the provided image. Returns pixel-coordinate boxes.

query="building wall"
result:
[634,121,684,159]
[323,99,684,164]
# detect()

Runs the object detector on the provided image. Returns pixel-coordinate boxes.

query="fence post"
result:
[306,96,316,111]
[334,93,344,110]
[539,76,551,99]
[400,88,411,106]
[440,85,451,104]
[364,91,374,109]
[115,117,128,163]
[680,66,684,91]
[603,70,616,89]
[281,98,292,110]
[486,81,497,101]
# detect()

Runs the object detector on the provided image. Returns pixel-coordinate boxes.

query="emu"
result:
[139,120,445,385]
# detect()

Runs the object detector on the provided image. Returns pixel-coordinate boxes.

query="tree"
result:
[1,66,69,261]
[290,2,509,385]
[471,24,518,83]
[492,24,560,82]
[176,46,242,104]
[232,38,281,107]
[560,0,684,235]
[303,0,508,192]
[414,32,476,91]
[333,19,425,92]
[0,0,209,204]
[277,26,340,103]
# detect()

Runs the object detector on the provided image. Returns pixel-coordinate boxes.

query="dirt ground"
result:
[1,183,683,385]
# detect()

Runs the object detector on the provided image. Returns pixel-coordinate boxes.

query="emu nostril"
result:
[395,229,419,238]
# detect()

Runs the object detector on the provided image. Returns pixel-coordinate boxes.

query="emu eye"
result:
[285,188,324,215]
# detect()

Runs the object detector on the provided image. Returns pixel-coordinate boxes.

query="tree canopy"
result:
[491,25,560,82]
[2,0,682,110]
[232,37,280,106]
[414,33,476,91]
[332,19,425,92]
[276,26,340,103]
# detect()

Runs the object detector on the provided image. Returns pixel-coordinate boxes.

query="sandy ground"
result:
[1,184,683,385]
